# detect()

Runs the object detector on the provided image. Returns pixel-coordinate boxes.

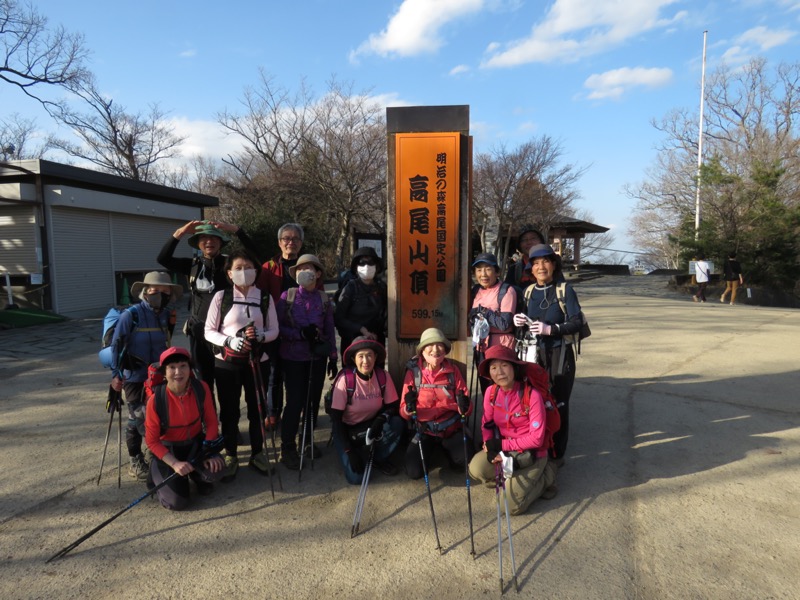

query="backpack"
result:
[98,304,140,369]
[489,362,561,458]
[285,287,331,327]
[405,358,456,396]
[324,367,388,415]
[523,282,591,355]
[145,361,207,436]
[211,287,272,361]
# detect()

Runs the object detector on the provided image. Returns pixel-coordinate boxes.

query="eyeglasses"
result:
[357,260,376,266]
[280,236,301,244]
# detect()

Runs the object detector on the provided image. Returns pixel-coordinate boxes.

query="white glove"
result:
[513,313,530,327]
[256,328,267,343]
[226,336,246,352]
[528,321,552,336]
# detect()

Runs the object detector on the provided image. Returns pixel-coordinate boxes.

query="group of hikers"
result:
[106,220,584,519]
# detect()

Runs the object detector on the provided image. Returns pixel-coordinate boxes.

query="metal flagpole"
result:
[694,30,708,240]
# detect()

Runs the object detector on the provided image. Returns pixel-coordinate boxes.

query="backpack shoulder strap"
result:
[376,368,387,395]
[260,289,271,329]
[155,383,168,435]
[555,282,568,316]
[498,282,509,308]
[318,290,331,312]
[523,284,536,304]
[190,378,206,417]
[343,367,357,405]
[286,287,298,328]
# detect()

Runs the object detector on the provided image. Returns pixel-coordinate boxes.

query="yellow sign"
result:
[395,132,461,338]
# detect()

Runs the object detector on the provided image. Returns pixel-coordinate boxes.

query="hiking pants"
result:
[469,454,556,515]
[123,381,145,457]
[214,359,270,458]
[404,429,474,480]
[333,416,405,485]
[721,280,740,303]
[550,348,576,460]
[149,440,220,511]
[281,358,326,452]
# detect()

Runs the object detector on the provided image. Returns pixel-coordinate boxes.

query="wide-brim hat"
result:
[288,254,324,279]
[343,337,386,367]
[350,246,384,274]
[416,327,451,356]
[528,244,557,259]
[471,252,499,269]
[130,271,183,301]
[477,344,526,379]
[187,223,230,249]
[159,346,192,368]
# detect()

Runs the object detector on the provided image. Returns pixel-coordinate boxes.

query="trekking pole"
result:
[247,332,276,500]
[501,470,520,593]
[408,385,443,554]
[351,442,375,538]
[458,401,476,558]
[494,461,505,594]
[252,347,282,493]
[97,388,118,486]
[468,349,478,440]
[117,393,123,489]
[298,355,316,482]
[47,436,224,563]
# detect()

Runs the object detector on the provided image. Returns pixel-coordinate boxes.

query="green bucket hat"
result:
[187,223,231,249]
[416,327,451,356]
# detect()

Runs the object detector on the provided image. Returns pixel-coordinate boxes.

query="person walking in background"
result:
[693,253,711,303]
[157,220,261,395]
[720,252,744,305]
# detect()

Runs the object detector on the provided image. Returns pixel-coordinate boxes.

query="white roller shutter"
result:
[0,205,38,274]
[49,207,113,316]
[111,214,192,271]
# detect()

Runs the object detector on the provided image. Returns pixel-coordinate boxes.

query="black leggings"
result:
[549,347,576,460]
[214,358,270,457]
[281,358,326,451]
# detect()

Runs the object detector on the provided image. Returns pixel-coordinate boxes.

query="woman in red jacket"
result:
[400,328,473,479]
[145,347,224,510]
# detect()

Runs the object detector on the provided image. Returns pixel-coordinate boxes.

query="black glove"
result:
[327,358,338,380]
[456,391,470,415]
[106,388,123,413]
[404,387,419,414]
[485,438,502,463]
[347,448,365,474]
[301,324,319,341]
[367,414,387,443]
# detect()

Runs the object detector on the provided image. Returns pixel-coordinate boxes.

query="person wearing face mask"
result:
[204,250,279,482]
[334,247,387,358]
[110,272,183,480]
[504,225,546,289]
[276,254,338,470]
[400,328,473,479]
[157,220,261,397]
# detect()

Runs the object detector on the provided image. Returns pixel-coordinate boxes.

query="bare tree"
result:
[0,0,89,106]
[0,113,48,159]
[48,76,185,182]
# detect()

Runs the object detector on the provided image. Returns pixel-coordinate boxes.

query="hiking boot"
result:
[692,296,699,302]
[541,484,559,500]
[221,455,239,483]
[128,454,148,480]
[302,444,323,459]
[281,448,301,470]
[248,451,275,475]
[375,460,398,476]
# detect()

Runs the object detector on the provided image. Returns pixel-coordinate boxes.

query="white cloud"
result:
[583,66,673,100]
[169,117,243,161]
[482,0,686,68]
[178,49,197,58]
[350,0,485,61]
[449,64,470,75]
[722,25,796,63]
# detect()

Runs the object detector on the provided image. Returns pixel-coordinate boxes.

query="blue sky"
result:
[4,0,800,255]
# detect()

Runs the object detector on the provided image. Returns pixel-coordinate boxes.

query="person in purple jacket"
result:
[468,345,558,515]
[276,254,338,470]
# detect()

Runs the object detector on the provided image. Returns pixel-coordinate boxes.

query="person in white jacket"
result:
[205,249,279,481]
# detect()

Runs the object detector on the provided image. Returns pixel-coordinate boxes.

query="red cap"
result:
[159,346,191,366]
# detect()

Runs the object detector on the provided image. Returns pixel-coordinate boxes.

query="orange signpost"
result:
[395,132,461,338]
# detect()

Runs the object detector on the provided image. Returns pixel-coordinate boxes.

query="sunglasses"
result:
[357,259,376,266]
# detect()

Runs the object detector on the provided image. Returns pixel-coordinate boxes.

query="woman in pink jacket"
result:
[468,344,558,515]
[400,328,473,479]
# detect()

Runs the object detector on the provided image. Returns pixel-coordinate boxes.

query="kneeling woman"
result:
[400,328,473,479]
[144,347,224,510]
[468,345,558,516]
[329,337,404,484]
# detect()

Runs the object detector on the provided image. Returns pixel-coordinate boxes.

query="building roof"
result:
[0,159,218,208]
[548,215,609,235]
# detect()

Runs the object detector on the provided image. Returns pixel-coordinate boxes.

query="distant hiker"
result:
[693,253,711,303]
[468,345,558,515]
[334,246,387,358]
[329,338,404,484]
[110,272,183,480]
[400,328,474,479]
[720,252,744,305]
[204,250,279,482]
[157,219,261,395]
[144,347,224,510]
[504,225,545,289]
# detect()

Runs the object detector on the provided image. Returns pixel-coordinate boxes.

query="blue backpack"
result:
[98,304,140,369]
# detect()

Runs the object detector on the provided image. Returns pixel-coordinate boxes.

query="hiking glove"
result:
[347,448,365,474]
[226,336,246,352]
[327,358,337,380]
[528,321,552,336]
[404,388,418,414]
[367,414,386,443]
[485,438,502,462]
[456,391,470,415]
[513,313,531,327]
[301,324,319,341]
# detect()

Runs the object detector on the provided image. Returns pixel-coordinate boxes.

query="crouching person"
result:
[144,347,224,510]
[468,345,558,516]
[400,328,474,479]
[330,338,404,484]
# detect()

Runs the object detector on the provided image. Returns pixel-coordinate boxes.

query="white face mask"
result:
[231,268,256,287]
[296,269,317,287]
[357,264,377,281]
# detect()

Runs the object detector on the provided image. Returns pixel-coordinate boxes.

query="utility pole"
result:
[694,30,708,240]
